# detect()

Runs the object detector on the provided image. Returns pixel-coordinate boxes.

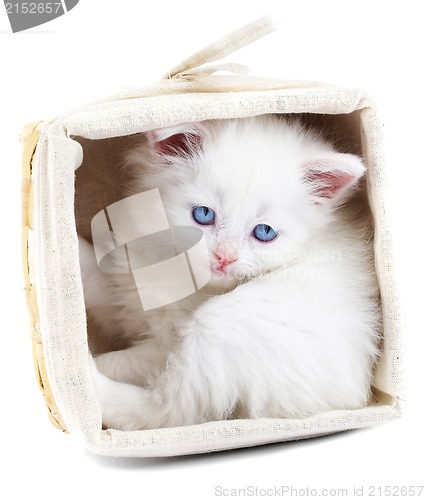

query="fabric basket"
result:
[21,16,403,457]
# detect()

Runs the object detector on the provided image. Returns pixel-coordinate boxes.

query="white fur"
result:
[80,116,380,431]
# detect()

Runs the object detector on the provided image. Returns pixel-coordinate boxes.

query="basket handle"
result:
[163,15,277,80]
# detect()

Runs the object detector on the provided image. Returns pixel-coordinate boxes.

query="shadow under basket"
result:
[21,17,403,457]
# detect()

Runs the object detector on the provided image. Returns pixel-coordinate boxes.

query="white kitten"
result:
[80,115,380,430]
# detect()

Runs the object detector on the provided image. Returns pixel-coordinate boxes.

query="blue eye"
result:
[192,206,215,225]
[253,224,278,242]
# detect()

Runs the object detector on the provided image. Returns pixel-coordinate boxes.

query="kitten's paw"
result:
[88,351,154,430]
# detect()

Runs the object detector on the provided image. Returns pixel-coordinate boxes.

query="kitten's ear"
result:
[302,153,366,205]
[146,122,207,158]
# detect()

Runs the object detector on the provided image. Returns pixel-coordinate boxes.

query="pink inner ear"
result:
[153,132,203,157]
[306,170,356,199]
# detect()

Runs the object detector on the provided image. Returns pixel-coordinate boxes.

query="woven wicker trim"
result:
[21,122,68,432]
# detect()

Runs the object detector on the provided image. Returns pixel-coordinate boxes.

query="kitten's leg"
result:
[93,339,166,387]
[89,355,155,431]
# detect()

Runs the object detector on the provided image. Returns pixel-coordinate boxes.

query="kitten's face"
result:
[138,117,364,291]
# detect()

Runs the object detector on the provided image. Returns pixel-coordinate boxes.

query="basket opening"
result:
[73,111,394,427]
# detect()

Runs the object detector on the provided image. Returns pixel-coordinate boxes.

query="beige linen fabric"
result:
[25,17,403,457]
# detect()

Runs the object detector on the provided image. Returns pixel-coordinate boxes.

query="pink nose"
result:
[213,246,238,268]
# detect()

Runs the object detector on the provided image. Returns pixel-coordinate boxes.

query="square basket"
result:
[21,16,403,457]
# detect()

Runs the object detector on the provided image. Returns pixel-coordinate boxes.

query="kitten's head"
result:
[128,116,365,291]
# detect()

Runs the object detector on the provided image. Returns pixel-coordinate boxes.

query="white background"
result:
[1,1,424,498]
